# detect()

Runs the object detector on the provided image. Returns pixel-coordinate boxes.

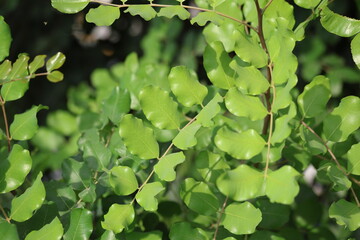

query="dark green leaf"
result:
[329,199,360,231]
[136,182,165,211]
[327,165,351,191]
[46,52,65,72]
[63,208,93,240]
[126,231,162,240]
[351,33,360,69]
[249,231,285,240]
[101,204,135,233]
[294,0,321,9]
[154,152,185,181]
[51,0,89,14]
[24,217,63,240]
[0,219,19,240]
[271,102,296,144]
[86,5,120,26]
[62,158,91,190]
[125,5,157,21]
[109,166,138,195]
[157,6,190,20]
[29,55,46,75]
[102,87,130,124]
[255,199,290,229]
[47,70,64,83]
[172,122,201,150]
[0,16,12,62]
[348,143,360,175]
[169,222,208,240]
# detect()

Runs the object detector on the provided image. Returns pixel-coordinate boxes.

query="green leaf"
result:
[51,0,89,14]
[323,96,360,142]
[168,66,208,107]
[255,199,290,229]
[125,5,157,21]
[119,114,159,159]
[320,7,360,37]
[62,158,91,190]
[203,21,238,52]
[215,127,266,160]
[294,0,321,9]
[329,199,360,231]
[234,30,268,68]
[47,110,77,136]
[196,93,223,127]
[169,222,208,240]
[154,152,185,181]
[10,105,47,141]
[272,75,297,112]
[327,165,351,191]
[46,52,65,72]
[216,165,265,201]
[24,217,63,240]
[86,5,120,26]
[230,60,270,95]
[172,122,202,150]
[249,231,285,240]
[265,166,300,204]
[225,87,268,121]
[0,219,19,240]
[0,60,12,80]
[101,204,135,234]
[348,143,360,175]
[10,172,45,222]
[126,231,162,240]
[63,208,93,240]
[78,183,96,203]
[102,87,130,124]
[297,75,331,118]
[29,55,46,75]
[203,41,235,89]
[195,151,230,183]
[100,231,116,240]
[157,6,190,20]
[47,70,64,83]
[351,33,360,69]
[190,12,224,26]
[140,85,181,130]
[180,178,220,215]
[136,182,165,211]
[0,144,32,193]
[109,166,138,196]
[222,202,262,235]
[271,102,297,144]
[0,16,12,62]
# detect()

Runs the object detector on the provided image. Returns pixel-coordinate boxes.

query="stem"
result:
[213,196,228,240]
[0,203,10,223]
[0,72,49,86]
[350,187,360,207]
[0,96,11,152]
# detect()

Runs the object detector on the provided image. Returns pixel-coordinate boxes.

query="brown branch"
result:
[350,187,360,207]
[0,96,11,152]
[213,196,228,240]
[0,203,10,223]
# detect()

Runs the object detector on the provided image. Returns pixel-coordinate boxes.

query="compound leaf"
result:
[51,0,89,14]
[154,152,185,181]
[24,217,63,240]
[63,208,93,240]
[86,5,120,26]
[101,204,135,234]
[0,16,11,62]
[109,166,138,196]
[157,6,190,20]
[125,5,157,21]
[172,122,201,150]
[351,33,360,69]
[329,199,360,231]
[348,143,360,175]
[135,182,165,211]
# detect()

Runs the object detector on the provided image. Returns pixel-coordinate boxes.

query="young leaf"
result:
[169,222,208,240]
[135,182,165,211]
[24,217,63,240]
[0,16,12,62]
[215,127,266,160]
[109,166,138,196]
[157,6,190,20]
[51,0,89,14]
[0,219,19,240]
[63,208,93,240]
[101,204,135,234]
[10,172,45,222]
[216,165,265,201]
[139,85,181,130]
[323,96,360,142]
[47,70,64,83]
[190,12,224,26]
[351,33,360,69]
[154,152,185,181]
[172,122,201,150]
[320,7,360,37]
[46,52,65,72]
[326,165,351,191]
[329,199,360,231]
[102,86,131,124]
[0,60,12,80]
[10,105,47,141]
[265,166,300,204]
[271,102,297,144]
[29,55,46,75]
[203,41,235,89]
[180,178,220,215]
[196,93,223,127]
[222,202,262,235]
[348,143,360,175]
[86,5,120,26]
[225,87,268,121]
[0,144,32,193]
[297,75,331,118]
[119,114,159,159]
[125,5,157,21]
[168,66,208,107]
[294,0,321,9]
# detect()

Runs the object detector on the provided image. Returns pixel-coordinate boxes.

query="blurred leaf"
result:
[197,93,223,127]
[63,208,92,240]
[271,102,296,144]
[222,202,262,235]
[46,52,65,72]
[47,70,64,83]
[255,199,290,229]
[140,85,181,130]
[102,87,130,124]
[0,144,32,193]
[51,0,89,14]
[203,41,235,89]
[190,12,224,26]
[136,182,165,211]
[215,127,266,160]
[169,222,207,240]
[172,122,201,150]
[180,178,219,215]
[157,6,190,20]
[249,231,285,240]
[294,0,321,9]
[348,143,360,175]
[10,105,47,140]
[0,16,11,62]
[109,166,138,196]
[320,7,360,37]
[47,110,77,136]
[329,199,360,231]
[0,219,19,240]
[351,33,360,69]
[126,231,162,240]
[10,172,45,222]
[154,152,185,181]
[216,165,264,201]
[101,204,135,234]
[323,96,360,142]
[0,60,11,80]
[29,55,46,75]
[327,165,351,191]
[125,5,157,21]
[100,231,116,240]
[119,114,159,159]
[168,66,208,107]
[24,217,63,240]
[86,5,120,26]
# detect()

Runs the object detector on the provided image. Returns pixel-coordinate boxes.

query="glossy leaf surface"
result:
[47,70,64,83]
[101,204,135,233]
[135,182,165,211]
[51,0,89,14]
[63,208,93,240]
[109,166,138,195]
[329,199,360,231]
[0,16,11,62]
[169,222,207,240]
[351,33,360,69]
[294,0,321,9]
[46,52,65,72]
[24,217,63,240]
[154,152,185,181]
[86,6,120,26]
[29,55,46,75]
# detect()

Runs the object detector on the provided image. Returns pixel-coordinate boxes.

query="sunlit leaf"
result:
[196,93,223,127]
[157,6,190,20]
[0,219,19,240]
[100,231,116,240]
[102,86,130,124]
[47,70,64,83]
[24,217,63,240]
[109,166,138,196]
[329,199,360,231]
[327,165,351,191]
[10,172,45,222]
[294,0,321,9]
[101,204,135,234]
[222,202,262,235]
[0,60,12,80]
[255,199,290,229]
[203,21,238,52]
[46,52,65,72]
[351,33,360,69]
[169,222,208,240]
[264,0,295,29]
[51,0,89,14]
[136,182,165,211]
[348,143,360,175]
[172,122,201,150]
[86,5,120,26]
[0,16,12,62]
[119,114,159,159]
[63,208,93,240]
[29,55,46,75]
[125,5,157,21]
[190,12,224,26]
[272,74,297,112]
[154,152,185,181]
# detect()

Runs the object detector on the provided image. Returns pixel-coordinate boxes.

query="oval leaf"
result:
[29,55,46,75]
[102,86,131,124]
[47,70,64,83]
[86,5,120,26]
[329,199,360,231]
[351,33,360,69]
[172,122,201,150]
[0,16,12,62]
[154,152,185,182]
[24,217,63,240]
[63,208,93,240]
[135,182,165,211]
[348,143,360,175]
[101,204,135,234]
[51,0,89,14]
[125,5,157,21]
[0,60,12,81]
[109,166,138,196]
[46,52,65,72]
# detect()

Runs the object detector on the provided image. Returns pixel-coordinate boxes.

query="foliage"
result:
[1,0,360,239]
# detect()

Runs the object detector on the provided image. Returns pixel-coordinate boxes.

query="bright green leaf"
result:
[119,114,159,159]
[101,204,135,234]
[109,166,138,195]
[102,86,130,124]
[351,33,360,69]
[86,5,120,26]
[271,102,297,144]
[10,172,46,222]
[47,70,64,83]
[348,143,360,175]
[100,231,116,240]
[154,152,185,181]
[157,6,190,20]
[125,5,157,21]
[172,122,201,150]
[29,55,46,75]
[195,151,230,183]
[190,11,224,26]
[169,222,208,240]
[136,182,165,211]
[24,217,63,240]
[197,93,223,127]
[51,0,89,14]
[329,199,360,231]
[78,183,96,203]
[47,110,77,136]
[203,21,238,52]
[46,52,65,72]
[0,16,12,62]
[264,0,295,29]
[10,105,47,141]
[294,0,321,9]
[272,74,297,112]
[0,219,19,240]
[0,60,12,80]
[222,202,262,235]
[63,208,93,240]
[327,165,351,191]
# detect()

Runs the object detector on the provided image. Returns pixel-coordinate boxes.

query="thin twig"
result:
[0,203,10,223]
[0,72,48,86]
[263,0,274,12]
[350,187,360,207]
[213,196,228,240]
[0,96,11,152]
